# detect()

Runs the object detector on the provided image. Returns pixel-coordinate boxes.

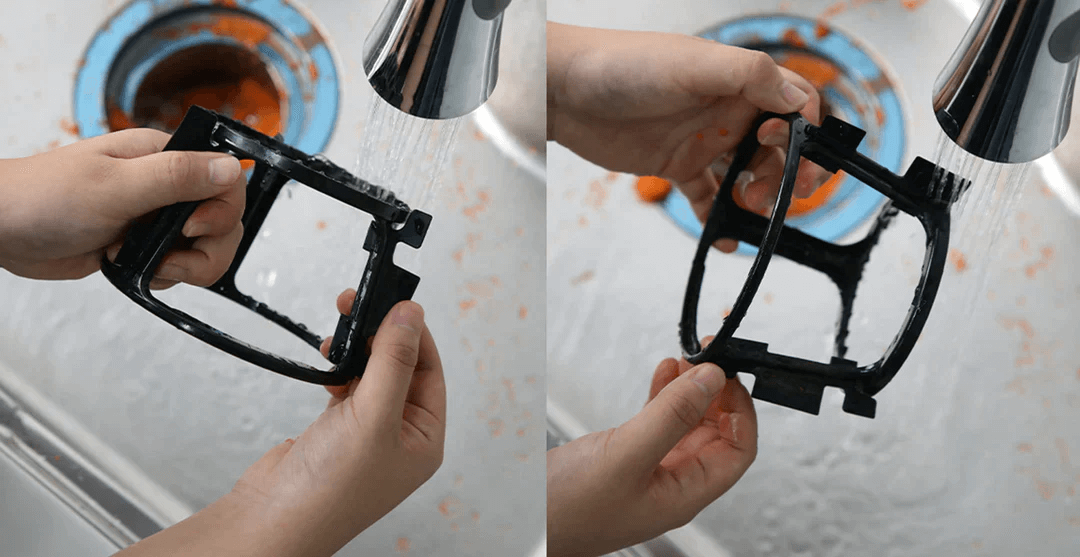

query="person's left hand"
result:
[0,128,246,287]
[547,352,757,557]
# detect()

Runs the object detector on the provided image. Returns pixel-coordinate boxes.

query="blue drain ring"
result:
[74,0,339,154]
[662,15,905,255]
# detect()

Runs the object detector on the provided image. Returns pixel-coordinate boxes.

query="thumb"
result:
[729,48,810,114]
[113,150,243,218]
[610,363,727,475]
[352,301,426,424]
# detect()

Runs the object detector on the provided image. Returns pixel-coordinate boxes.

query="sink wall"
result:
[0,1,545,555]
[547,1,1080,555]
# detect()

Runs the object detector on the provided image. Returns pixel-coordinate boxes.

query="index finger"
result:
[97,128,173,159]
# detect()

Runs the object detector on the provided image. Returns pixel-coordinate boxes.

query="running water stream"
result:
[920,131,1032,375]
[353,95,463,210]
[932,132,1032,322]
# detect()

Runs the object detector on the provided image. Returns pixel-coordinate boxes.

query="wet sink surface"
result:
[0,0,545,555]
[548,0,1080,555]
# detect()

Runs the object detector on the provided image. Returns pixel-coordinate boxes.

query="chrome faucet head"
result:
[933,0,1080,164]
[363,0,510,120]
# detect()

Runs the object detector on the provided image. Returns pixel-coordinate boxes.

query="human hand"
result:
[0,128,245,286]
[228,293,445,556]
[548,23,828,251]
[547,353,757,557]
[114,293,445,557]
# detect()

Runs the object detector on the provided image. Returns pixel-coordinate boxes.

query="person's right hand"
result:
[547,353,758,557]
[548,23,829,251]
[114,294,446,557]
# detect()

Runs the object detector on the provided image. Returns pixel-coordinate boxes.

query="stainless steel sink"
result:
[0,0,545,555]
[548,1,1080,555]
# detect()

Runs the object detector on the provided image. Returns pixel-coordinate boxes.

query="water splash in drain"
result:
[353,96,462,210]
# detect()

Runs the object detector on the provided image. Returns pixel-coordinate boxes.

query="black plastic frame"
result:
[101,106,431,385]
[680,113,969,418]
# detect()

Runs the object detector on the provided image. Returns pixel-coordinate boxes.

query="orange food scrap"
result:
[948,248,968,273]
[59,118,80,136]
[781,28,806,48]
[437,496,461,517]
[789,172,841,216]
[205,15,271,50]
[635,176,672,203]
[488,418,504,437]
[732,170,843,217]
[518,305,528,319]
[902,0,930,10]
[107,102,137,131]
[585,180,610,209]
[1036,479,1054,500]
[1024,246,1054,278]
[814,22,830,39]
[459,299,478,314]
[876,106,886,126]
[822,1,847,19]
[571,270,595,285]
[778,52,840,89]
[315,220,327,230]
[395,538,410,553]
[308,61,318,81]
[718,128,729,137]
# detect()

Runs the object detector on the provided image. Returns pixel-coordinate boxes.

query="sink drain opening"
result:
[75,0,339,154]
[126,42,284,137]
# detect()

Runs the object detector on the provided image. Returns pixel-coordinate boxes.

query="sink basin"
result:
[0,0,544,555]
[548,0,1080,555]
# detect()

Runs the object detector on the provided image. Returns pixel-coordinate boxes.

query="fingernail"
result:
[736,179,753,208]
[690,364,726,397]
[182,220,209,238]
[209,156,242,187]
[782,81,810,108]
[391,302,424,332]
[155,264,187,282]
